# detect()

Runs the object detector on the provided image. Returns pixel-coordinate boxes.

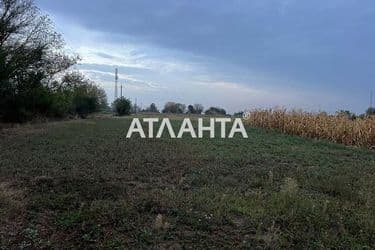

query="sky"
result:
[35,0,375,114]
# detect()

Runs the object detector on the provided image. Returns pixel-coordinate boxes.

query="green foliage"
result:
[205,106,227,115]
[49,89,72,118]
[62,72,108,118]
[113,97,132,116]
[0,0,107,122]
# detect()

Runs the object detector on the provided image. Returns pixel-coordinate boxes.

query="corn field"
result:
[244,109,375,148]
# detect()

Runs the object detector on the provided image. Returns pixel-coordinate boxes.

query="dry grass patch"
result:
[0,182,25,218]
[245,109,375,148]
[0,125,46,138]
[0,181,27,246]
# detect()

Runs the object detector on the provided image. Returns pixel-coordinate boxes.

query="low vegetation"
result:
[1,1,373,247]
[0,117,374,248]
[244,109,375,148]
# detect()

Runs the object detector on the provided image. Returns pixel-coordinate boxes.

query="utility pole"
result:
[134,98,138,113]
[120,84,123,98]
[114,68,118,100]
[371,90,373,108]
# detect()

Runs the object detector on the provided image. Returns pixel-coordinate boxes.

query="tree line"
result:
[113,99,375,118]
[3,1,373,123]
[113,99,229,116]
[0,0,108,122]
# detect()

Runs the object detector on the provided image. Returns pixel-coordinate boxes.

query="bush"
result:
[53,72,108,119]
[113,97,132,116]
[0,73,56,122]
[49,90,72,118]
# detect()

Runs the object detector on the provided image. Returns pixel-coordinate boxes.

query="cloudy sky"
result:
[36,0,374,113]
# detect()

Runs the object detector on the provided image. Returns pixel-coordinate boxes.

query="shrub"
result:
[113,97,132,116]
[0,73,56,122]
[57,72,108,119]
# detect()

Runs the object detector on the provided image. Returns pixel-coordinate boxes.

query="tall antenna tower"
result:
[114,68,118,100]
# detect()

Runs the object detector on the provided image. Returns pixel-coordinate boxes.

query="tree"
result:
[162,102,186,114]
[366,107,375,116]
[187,104,204,114]
[62,72,107,118]
[145,103,159,113]
[0,0,76,77]
[0,0,77,121]
[187,105,195,114]
[205,107,227,116]
[48,71,107,118]
[113,97,131,116]
[193,104,204,114]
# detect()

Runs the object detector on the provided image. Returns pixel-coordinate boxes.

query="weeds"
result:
[0,117,374,248]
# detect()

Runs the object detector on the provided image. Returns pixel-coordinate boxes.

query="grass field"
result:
[0,117,374,249]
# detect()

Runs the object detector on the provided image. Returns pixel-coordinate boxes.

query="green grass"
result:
[0,117,374,248]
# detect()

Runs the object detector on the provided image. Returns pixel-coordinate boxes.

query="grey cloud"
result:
[35,0,375,112]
